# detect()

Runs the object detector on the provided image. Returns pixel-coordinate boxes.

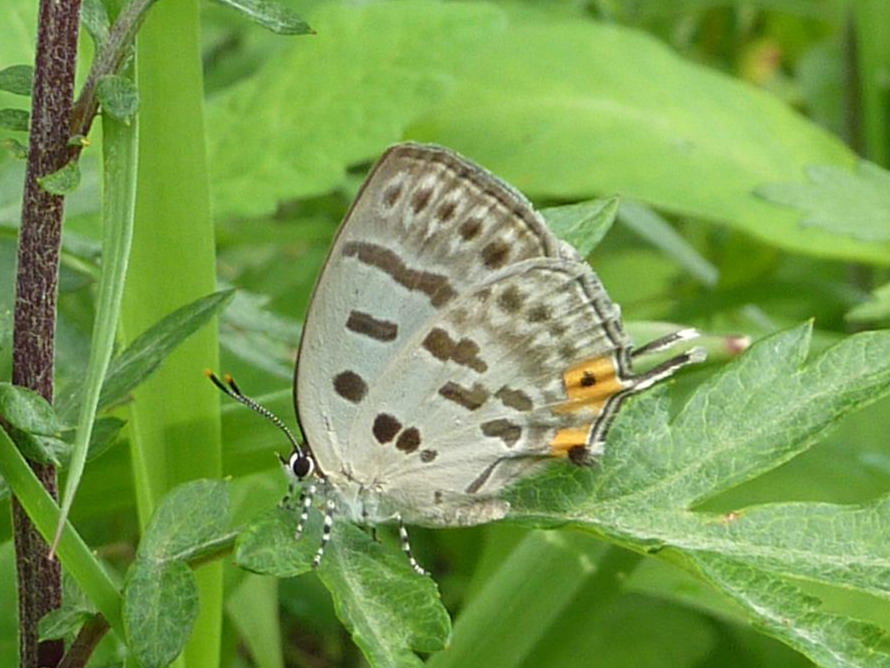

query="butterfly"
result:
[210,142,704,574]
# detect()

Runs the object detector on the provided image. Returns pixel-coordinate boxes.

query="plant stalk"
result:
[11,0,83,665]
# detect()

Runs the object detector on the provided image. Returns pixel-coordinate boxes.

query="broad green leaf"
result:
[319,521,451,668]
[0,65,33,96]
[237,505,451,667]
[235,506,315,578]
[3,137,27,158]
[123,480,234,668]
[207,0,505,217]
[542,196,618,257]
[412,14,888,264]
[0,108,29,132]
[692,555,890,668]
[38,160,81,195]
[138,479,234,561]
[505,323,890,663]
[211,0,313,34]
[124,559,199,668]
[96,74,139,123]
[757,161,890,242]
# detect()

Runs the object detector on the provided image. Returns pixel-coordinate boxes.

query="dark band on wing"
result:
[342,241,457,308]
[346,310,398,342]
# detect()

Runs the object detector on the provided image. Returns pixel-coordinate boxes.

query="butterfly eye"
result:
[288,451,315,480]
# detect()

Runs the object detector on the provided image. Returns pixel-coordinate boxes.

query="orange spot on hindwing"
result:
[549,427,590,457]
[556,354,628,414]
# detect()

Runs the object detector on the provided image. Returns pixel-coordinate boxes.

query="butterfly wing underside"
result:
[297,144,638,526]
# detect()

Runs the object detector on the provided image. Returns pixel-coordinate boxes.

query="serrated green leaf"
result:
[91,289,235,413]
[0,107,29,131]
[212,0,313,34]
[0,382,63,435]
[0,64,33,96]
[319,522,451,667]
[123,559,199,668]
[542,197,618,257]
[38,160,81,195]
[692,555,890,668]
[207,1,505,217]
[757,161,890,242]
[96,75,139,122]
[504,323,890,663]
[601,324,890,507]
[138,479,233,561]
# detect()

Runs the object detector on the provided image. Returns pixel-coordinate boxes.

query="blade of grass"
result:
[120,1,223,667]
[0,427,123,637]
[51,76,138,555]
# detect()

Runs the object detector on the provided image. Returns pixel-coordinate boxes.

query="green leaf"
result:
[0,382,63,435]
[3,136,28,158]
[207,1,505,217]
[318,522,452,667]
[236,505,451,666]
[757,161,890,242]
[38,160,81,195]
[505,323,890,663]
[412,13,888,264]
[96,74,139,122]
[235,506,315,578]
[124,559,199,668]
[0,107,29,131]
[123,480,234,668]
[80,0,110,47]
[220,287,302,380]
[211,0,313,34]
[38,607,95,641]
[138,479,234,562]
[692,555,890,667]
[0,64,33,96]
[88,289,235,414]
[847,282,890,322]
[542,197,618,257]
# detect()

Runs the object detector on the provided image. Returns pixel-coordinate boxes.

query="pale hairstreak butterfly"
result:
[210,142,704,574]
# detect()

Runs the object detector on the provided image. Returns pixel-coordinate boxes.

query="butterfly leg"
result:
[312,498,336,568]
[398,515,427,576]
[295,483,316,540]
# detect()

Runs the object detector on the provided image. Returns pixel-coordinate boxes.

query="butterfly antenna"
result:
[205,369,304,455]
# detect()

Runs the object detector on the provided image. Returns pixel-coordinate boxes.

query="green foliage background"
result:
[1,1,890,667]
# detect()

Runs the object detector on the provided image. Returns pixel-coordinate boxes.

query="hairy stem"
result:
[11,0,83,665]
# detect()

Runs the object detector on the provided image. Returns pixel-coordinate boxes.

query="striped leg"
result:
[312,498,336,568]
[295,483,316,540]
[398,516,427,576]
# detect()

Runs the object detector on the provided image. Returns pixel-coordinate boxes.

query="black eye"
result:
[288,451,315,479]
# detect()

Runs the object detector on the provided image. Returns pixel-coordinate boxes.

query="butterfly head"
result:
[280,448,316,481]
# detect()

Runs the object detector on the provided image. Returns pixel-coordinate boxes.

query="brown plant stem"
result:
[11,0,83,665]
